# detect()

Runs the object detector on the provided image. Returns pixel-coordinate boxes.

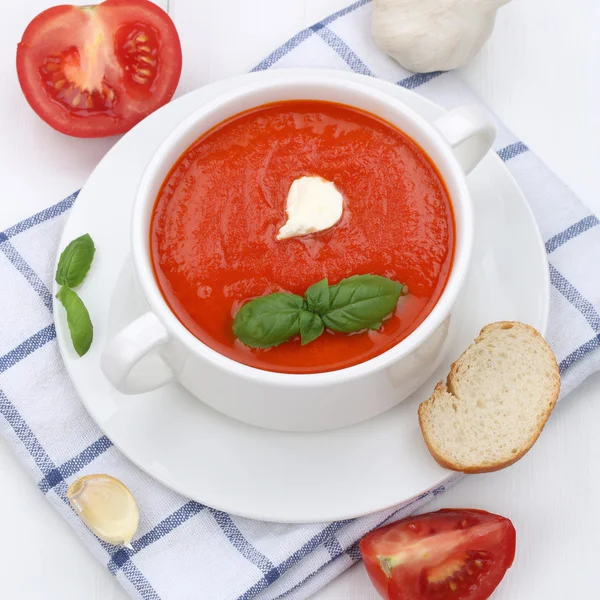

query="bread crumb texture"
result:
[418,322,560,473]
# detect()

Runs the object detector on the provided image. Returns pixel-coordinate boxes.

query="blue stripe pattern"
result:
[39,435,113,493]
[210,509,280,581]
[324,537,345,559]
[546,215,600,254]
[559,334,600,373]
[398,71,444,90]
[497,141,529,162]
[549,264,600,333]
[108,500,205,574]
[346,543,362,562]
[277,520,351,572]
[313,26,374,76]
[252,0,371,72]
[0,389,158,597]
[252,29,315,72]
[0,241,54,312]
[0,194,159,599]
[0,324,57,375]
[3,191,78,240]
[235,519,352,600]
[267,489,443,600]
[0,390,57,476]
[120,562,162,600]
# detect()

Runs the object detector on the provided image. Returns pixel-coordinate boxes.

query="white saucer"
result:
[54,69,549,523]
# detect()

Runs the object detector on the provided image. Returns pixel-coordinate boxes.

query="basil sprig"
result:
[234,275,406,349]
[55,234,95,357]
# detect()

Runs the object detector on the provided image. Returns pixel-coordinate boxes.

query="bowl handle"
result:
[433,105,496,174]
[101,312,175,394]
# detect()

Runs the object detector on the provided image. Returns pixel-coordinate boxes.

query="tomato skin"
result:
[360,509,516,600]
[16,0,182,138]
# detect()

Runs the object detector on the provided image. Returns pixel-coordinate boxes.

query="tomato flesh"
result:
[39,45,119,115]
[114,22,162,100]
[17,0,182,137]
[360,509,516,600]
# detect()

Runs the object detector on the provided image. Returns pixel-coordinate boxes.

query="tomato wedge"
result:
[360,509,516,600]
[16,0,182,137]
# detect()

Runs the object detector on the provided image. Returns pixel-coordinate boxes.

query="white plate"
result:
[55,69,549,523]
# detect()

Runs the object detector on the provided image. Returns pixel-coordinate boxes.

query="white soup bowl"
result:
[101,71,494,431]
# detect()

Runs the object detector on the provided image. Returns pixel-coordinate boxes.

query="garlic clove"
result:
[67,474,139,547]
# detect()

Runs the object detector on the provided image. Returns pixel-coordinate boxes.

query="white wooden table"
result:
[1,1,599,598]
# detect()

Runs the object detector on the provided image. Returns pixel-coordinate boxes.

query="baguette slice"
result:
[418,321,560,474]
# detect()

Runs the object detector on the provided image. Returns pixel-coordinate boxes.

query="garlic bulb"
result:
[371,0,512,73]
[67,474,139,548]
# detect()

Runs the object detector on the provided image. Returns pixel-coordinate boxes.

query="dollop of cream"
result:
[277,176,343,240]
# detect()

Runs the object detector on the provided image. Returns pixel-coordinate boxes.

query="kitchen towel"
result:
[2,1,600,599]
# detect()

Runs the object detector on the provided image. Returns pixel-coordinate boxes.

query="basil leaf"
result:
[305,278,330,314]
[234,293,305,348]
[232,275,406,348]
[321,274,403,333]
[299,311,325,345]
[56,234,96,288]
[56,286,93,357]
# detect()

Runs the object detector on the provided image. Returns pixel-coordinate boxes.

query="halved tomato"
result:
[360,509,516,600]
[16,0,182,137]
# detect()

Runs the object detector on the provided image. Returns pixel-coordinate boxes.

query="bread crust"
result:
[418,322,561,474]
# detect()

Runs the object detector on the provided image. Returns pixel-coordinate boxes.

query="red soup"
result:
[151,100,455,374]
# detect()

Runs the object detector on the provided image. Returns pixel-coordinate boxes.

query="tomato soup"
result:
[150,100,454,374]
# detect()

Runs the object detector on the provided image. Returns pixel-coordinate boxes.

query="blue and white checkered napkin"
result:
[2,1,600,599]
